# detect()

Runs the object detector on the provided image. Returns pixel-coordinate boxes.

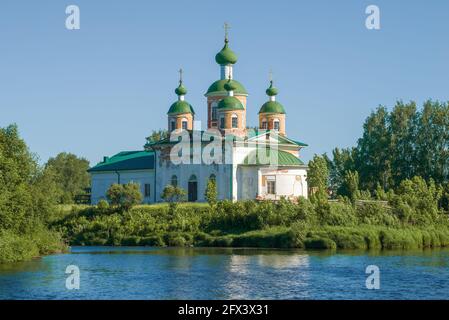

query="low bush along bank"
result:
[51,195,449,250]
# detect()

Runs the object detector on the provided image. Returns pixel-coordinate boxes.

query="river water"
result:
[0,246,448,299]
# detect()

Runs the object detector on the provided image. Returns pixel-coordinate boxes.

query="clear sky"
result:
[1,0,448,166]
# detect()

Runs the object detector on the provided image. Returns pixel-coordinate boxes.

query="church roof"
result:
[243,149,305,166]
[205,79,248,96]
[218,96,244,111]
[167,100,195,115]
[215,41,238,65]
[258,101,286,114]
[88,150,154,172]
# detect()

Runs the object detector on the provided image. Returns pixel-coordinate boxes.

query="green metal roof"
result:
[243,149,304,166]
[259,101,286,114]
[88,151,154,172]
[206,79,248,96]
[215,42,238,65]
[218,96,244,111]
[167,100,195,115]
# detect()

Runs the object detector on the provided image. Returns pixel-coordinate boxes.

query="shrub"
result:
[304,237,337,250]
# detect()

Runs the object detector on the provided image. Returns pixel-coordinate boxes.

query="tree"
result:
[161,185,186,204]
[106,183,142,211]
[205,178,218,206]
[145,129,169,148]
[44,152,90,204]
[307,155,329,203]
[0,124,63,262]
[339,170,360,202]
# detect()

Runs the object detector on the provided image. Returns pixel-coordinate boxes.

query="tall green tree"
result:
[44,152,90,204]
[307,155,329,202]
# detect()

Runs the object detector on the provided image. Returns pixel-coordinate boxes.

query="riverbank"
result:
[51,199,449,251]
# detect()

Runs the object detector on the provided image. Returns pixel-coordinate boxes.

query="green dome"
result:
[218,96,244,111]
[167,100,195,115]
[175,83,187,96]
[266,81,278,96]
[215,41,238,65]
[206,79,248,96]
[224,79,238,92]
[258,101,286,114]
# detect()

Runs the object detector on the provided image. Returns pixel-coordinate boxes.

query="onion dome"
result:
[175,83,187,96]
[215,39,238,65]
[265,80,278,96]
[217,79,244,111]
[167,71,195,115]
[259,80,285,114]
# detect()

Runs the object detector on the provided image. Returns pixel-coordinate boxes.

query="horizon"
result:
[1,0,449,166]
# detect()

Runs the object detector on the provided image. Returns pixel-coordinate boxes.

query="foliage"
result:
[0,124,66,263]
[106,183,143,211]
[44,152,90,204]
[204,178,218,207]
[307,155,329,203]
[327,101,449,192]
[144,129,169,147]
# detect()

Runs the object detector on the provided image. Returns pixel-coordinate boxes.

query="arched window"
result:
[188,175,198,202]
[211,102,218,121]
[261,118,267,130]
[273,119,280,131]
[220,116,225,129]
[181,118,188,130]
[171,175,178,187]
[231,114,238,128]
[170,119,176,131]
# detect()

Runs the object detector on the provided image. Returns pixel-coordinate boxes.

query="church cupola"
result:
[216,78,246,136]
[205,23,248,130]
[259,77,286,136]
[167,69,195,132]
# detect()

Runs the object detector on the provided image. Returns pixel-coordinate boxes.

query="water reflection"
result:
[0,247,448,299]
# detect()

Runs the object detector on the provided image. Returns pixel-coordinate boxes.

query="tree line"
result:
[308,100,449,210]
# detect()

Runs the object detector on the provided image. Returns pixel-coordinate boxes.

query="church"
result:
[89,28,309,204]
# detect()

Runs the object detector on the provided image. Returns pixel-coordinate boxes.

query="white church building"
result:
[89,29,309,204]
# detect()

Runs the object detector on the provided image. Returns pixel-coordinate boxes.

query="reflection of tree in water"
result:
[223,253,312,299]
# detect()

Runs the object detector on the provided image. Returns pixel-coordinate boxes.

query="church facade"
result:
[89,30,309,204]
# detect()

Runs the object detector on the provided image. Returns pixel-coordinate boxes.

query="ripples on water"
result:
[0,247,448,300]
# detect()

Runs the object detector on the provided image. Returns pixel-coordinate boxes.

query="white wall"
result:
[154,150,231,202]
[90,170,155,205]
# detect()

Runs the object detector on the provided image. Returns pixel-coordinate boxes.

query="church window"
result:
[220,117,225,129]
[231,114,238,128]
[170,120,176,131]
[211,102,218,121]
[261,120,267,129]
[144,184,151,197]
[267,180,276,195]
[182,120,188,130]
[171,175,178,187]
[274,120,280,131]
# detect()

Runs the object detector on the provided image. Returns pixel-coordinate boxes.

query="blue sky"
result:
[1,0,448,165]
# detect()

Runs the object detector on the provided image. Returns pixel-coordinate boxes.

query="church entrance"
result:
[188,175,198,202]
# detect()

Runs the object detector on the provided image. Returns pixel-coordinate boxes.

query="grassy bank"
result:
[51,198,449,251]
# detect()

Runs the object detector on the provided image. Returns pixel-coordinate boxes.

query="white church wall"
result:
[258,167,308,200]
[90,170,155,205]
[154,150,231,202]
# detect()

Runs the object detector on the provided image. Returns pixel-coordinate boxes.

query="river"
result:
[0,246,448,299]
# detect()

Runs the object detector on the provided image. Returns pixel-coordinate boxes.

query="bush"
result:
[304,237,337,250]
